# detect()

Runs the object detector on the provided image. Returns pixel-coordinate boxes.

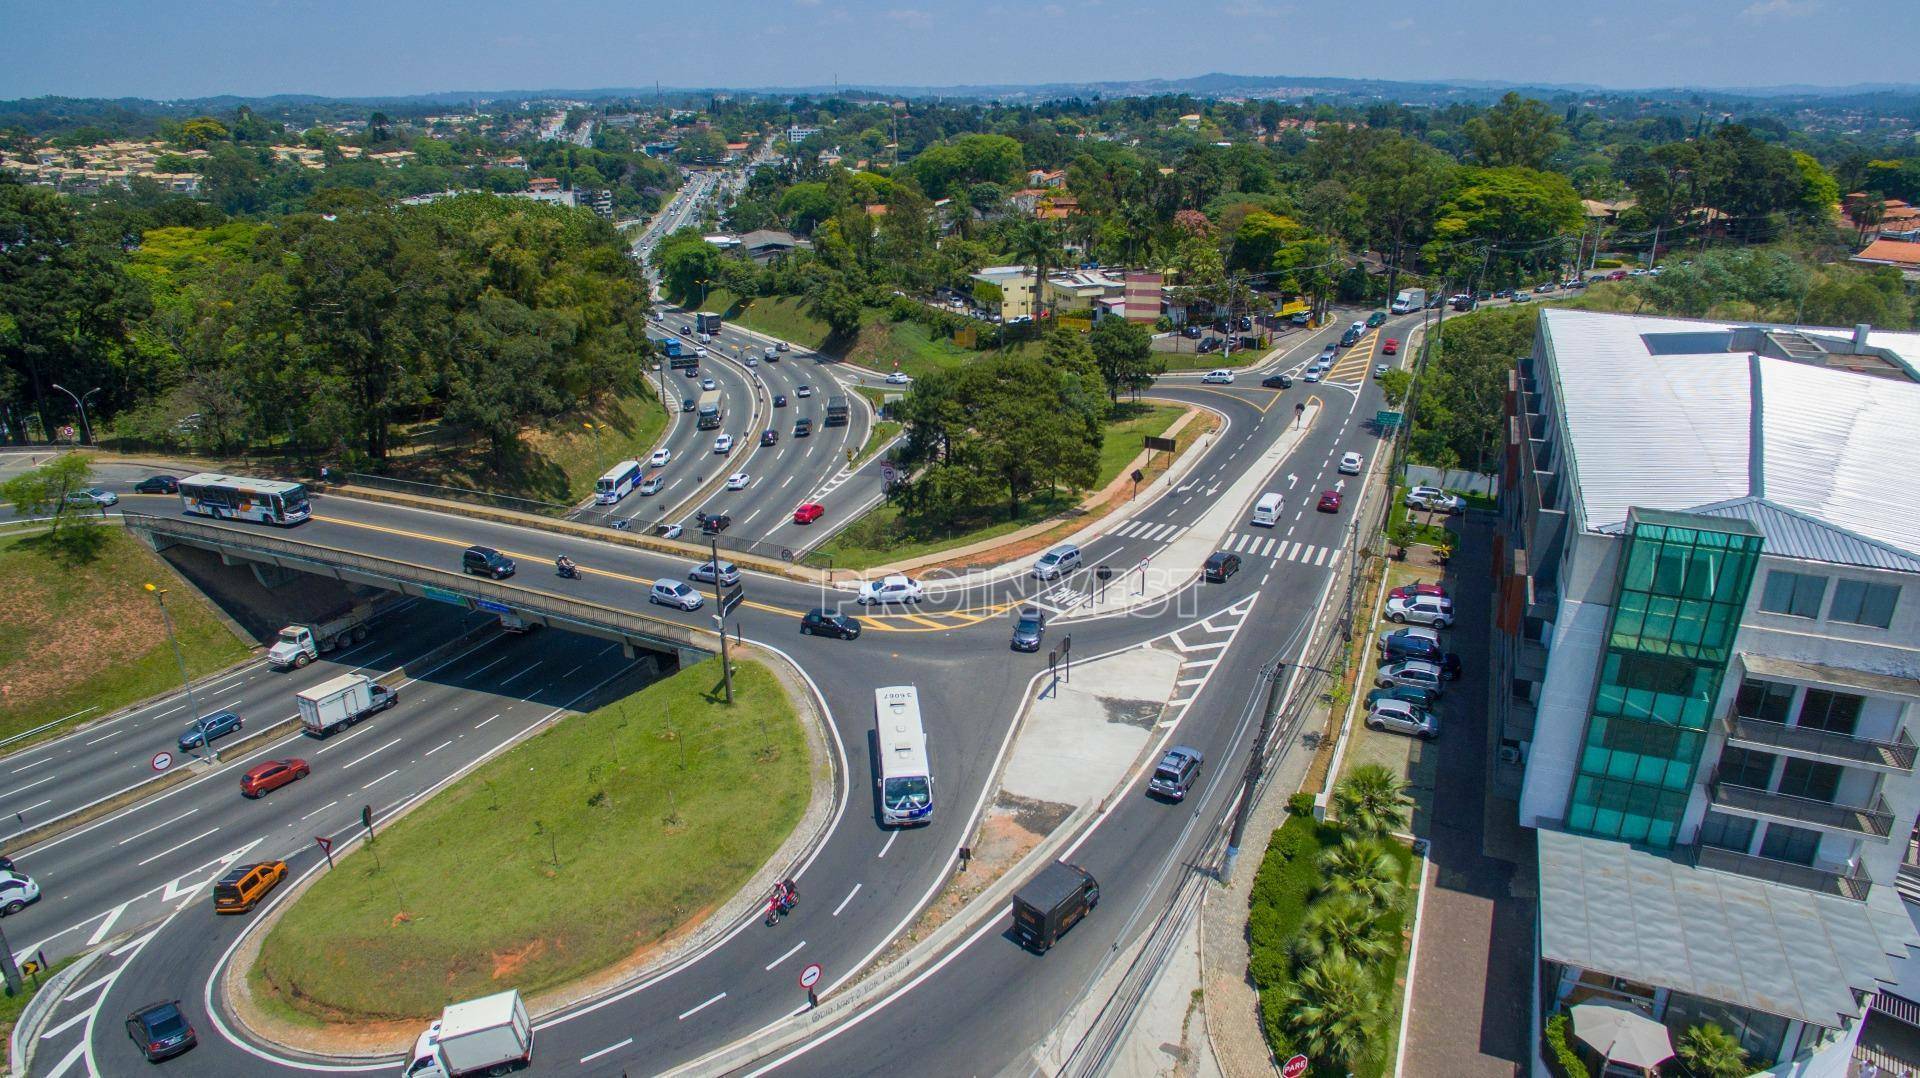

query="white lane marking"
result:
[118,809,198,846]
[38,1041,85,1078]
[82,730,122,746]
[476,714,500,729]
[581,1038,633,1064]
[63,972,114,1002]
[10,798,49,815]
[465,654,511,679]
[10,756,51,773]
[362,769,399,790]
[349,651,394,673]
[1316,547,1332,566]
[39,1009,89,1041]
[1176,676,1208,687]
[678,992,726,1020]
[109,929,159,957]
[424,740,453,757]
[832,883,861,917]
[85,901,129,946]
[341,738,401,770]
[135,825,220,867]
[877,830,898,859]
[0,773,59,799]
[498,661,542,687]
[300,800,339,821]
[765,940,806,970]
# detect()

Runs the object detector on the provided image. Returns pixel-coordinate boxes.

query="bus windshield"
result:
[275,487,310,514]
[883,776,930,811]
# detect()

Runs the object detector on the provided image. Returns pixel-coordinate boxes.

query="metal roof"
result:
[1538,828,1920,1029]
[1683,498,1920,573]
[1542,309,1920,565]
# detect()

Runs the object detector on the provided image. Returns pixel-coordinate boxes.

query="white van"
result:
[1251,492,1284,526]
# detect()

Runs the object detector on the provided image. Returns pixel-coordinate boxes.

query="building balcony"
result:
[1708,770,1895,840]
[1723,713,1918,774]
[1685,842,1873,900]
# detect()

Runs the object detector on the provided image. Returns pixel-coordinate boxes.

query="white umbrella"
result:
[1570,1000,1675,1070]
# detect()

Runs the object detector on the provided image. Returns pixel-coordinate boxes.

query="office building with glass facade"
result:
[1495,310,1920,1070]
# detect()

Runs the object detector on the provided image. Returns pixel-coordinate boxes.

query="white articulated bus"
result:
[178,473,311,525]
[595,460,643,505]
[875,685,933,826]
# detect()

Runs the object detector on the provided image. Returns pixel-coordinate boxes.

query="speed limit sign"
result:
[151,751,173,772]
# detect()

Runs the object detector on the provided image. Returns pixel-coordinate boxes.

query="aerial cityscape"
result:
[4,3,1920,1077]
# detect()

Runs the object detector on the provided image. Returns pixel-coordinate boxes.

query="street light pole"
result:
[145,583,208,760]
[1222,663,1289,881]
[708,536,734,704]
[50,383,99,445]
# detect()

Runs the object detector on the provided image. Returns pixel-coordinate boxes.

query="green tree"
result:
[0,453,105,559]
[1291,893,1395,966]
[1376,368,1412,407]
[1427,167,1582,282]
[652,229,725,304]
[1789,151,1840,223]
[1317,836,1403,910]
[1280,955,1381,1075]
[777,182,837,234]
[1331,764,1411,838]
[1462,92,1563,171]
[1009,220,1062,321]
[1087,317,1162,401]
[1676,1023,1748,1078]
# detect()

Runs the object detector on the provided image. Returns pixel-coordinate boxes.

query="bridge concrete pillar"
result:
[248,561,300,589]
[139,529,177,553]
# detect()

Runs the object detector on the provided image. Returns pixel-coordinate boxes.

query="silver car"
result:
[1374,659,1445,696]
[687,559,739,587]
[1365,698,1438,739]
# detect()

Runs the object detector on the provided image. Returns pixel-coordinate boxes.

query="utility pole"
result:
[1222,664,1290,881]
[709,536,734,704]
[0,919,20,995]
[146,584,207,759]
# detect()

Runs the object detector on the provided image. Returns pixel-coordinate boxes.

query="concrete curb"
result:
[7,947,107,1077]
[664,800,1099,1078]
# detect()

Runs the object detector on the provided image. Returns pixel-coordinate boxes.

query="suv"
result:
[1385,593,1454,628]
[179,710,243,752]
[213,860,288,913]
[1379,629,1444,665]
[800,608,861,639]
[688,559,740,586]
[1031,544,1082,580]
[127,1000,197,1062]
[859,575,924,605]
[1203,551,1241,583]
[462,545,515,578]
[1405,486,1462,512]
[649,578,704,611]
[1365,698,1439,739]
[1147,746,1204,801]
[1375,659,1446,696]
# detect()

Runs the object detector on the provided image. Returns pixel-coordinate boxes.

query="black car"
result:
[774,394,788,408]
[1197,337,1220,354]
[794,417,813,436]
[682,365,700,378]
[127,1000,197,1062]
[134,475,180,494]
[1365,311,1387,327]
[1010,608,1045,652]
[1260,373,1293,389]
[700,513,732,534]
[462,545,515,578]
[801,608,861,639]
[1180,324,1202,339]
[681,397,696,412]
[1379,632,1443,665]
[760,429,779,447]
[1203,551,1241,583]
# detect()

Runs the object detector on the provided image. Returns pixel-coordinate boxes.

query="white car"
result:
[701,377,717,391]
[713,434,734,454]
[649,578,704,611]
[0,870,41,915]
[885,371,912,385]
[649,448,673,467]
[744,355,758,366]
[858,575,925,605]
[1385,594,1455,628]
[1405,486,1464,512]
[64,487,118,508]
[1304,368,1324,383]
[725,471,751,490]
[1338,452,1363,475]
[1031,543,1083,580]
[1374,362,1390,376]
[694,346,708,357]
[796,385,813,398]
[1201,369,1235,384]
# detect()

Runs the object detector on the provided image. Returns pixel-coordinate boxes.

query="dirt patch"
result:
[1100,696,1165,730]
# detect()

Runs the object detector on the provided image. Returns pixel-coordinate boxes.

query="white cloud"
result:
[1741,0,1819,18]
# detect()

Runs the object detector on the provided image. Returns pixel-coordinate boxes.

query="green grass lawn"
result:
[701,289,835,351]
[815,403,1182,570]
[251,657,811,1022]
[1248,814,1418,1078]
[0,956,79,1071]
[1155,344,1269,371]
[386,388,668,506]
[848,320,1045,381]
[0,528,251,746]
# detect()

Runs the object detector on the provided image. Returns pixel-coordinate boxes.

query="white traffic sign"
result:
[150,751,173,772]
[798,962,822,990]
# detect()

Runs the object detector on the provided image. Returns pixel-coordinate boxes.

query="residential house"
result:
[1851,238,1920,283]
[1026,168,1067,188]
[1042,269,1125,314]
[737,229,810,264]
[1496,308,1920,1072]
[970,266,1037,321]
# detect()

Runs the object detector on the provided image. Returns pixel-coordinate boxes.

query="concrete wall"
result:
[1405,464,1501,498]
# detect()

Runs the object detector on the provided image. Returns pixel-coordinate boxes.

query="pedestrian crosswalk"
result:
[1218,532,1337,566]
[1108,518,1189,543]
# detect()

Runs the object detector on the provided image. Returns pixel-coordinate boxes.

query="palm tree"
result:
[1010,219,1061,325]
[1332,764,1411,838]
[1281,955,1381,1074]
[1317,836,1403,911]
[1678,1023,1750,1078]
[1292,893,1395,967]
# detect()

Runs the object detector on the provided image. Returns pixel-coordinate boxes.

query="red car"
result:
[1382,338,1398,355]
[241,758,309,799]
[792,502,825,525]
[1389,582,1448,603]
[1317,490,1343,513]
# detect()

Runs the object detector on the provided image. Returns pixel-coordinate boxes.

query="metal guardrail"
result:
[121,510,714,654]
[1687,842,1873,900]
[1708,768,1895,838]
[1723,712,1917,772]
[341,473,574,517]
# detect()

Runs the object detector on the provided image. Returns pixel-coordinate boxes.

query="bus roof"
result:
[873,685,928,776]
[598,460,642,482]
[179,473,306,494]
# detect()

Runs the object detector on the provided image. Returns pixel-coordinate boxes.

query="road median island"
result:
[232,653,827,1055]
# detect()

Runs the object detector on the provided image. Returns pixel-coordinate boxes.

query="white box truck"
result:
[267,602,375,669]
[297,672,397,739]
[1390,288,1426,314]
[402,990,532,1078]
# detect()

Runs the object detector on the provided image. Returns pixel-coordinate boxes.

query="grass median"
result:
[250,656,812,1023]
[0,528,251,746]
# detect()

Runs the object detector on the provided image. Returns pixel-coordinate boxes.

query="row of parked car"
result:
[1365,581,1462,740]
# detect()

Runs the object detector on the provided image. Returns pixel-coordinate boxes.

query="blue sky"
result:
[7,0,1915,99]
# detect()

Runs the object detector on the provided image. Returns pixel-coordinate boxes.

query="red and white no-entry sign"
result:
[150,751,173,772]
[1282,1055,1310,1078]
[798,963,822,990]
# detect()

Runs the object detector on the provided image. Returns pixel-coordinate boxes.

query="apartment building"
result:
[1495,308,1920,1069]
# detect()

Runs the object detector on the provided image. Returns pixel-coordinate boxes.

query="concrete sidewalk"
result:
[998,645,1185,810]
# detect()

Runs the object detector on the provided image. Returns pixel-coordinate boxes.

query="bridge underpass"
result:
[121,510,718,670]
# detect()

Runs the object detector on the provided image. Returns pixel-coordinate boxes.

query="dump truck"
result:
[1010,860,1099,953]
[266,602,375,670]
[402,990,532,1078]
[296,672,397,739]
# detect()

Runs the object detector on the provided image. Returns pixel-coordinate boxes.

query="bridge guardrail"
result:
[121,511,715,653]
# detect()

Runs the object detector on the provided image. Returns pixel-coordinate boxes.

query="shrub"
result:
[1286,791,1317,816]
[1677,1022,1748,1078]
[1544,1013,1590,1078]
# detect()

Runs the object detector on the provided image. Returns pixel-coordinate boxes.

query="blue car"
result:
[179,711,243,752]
